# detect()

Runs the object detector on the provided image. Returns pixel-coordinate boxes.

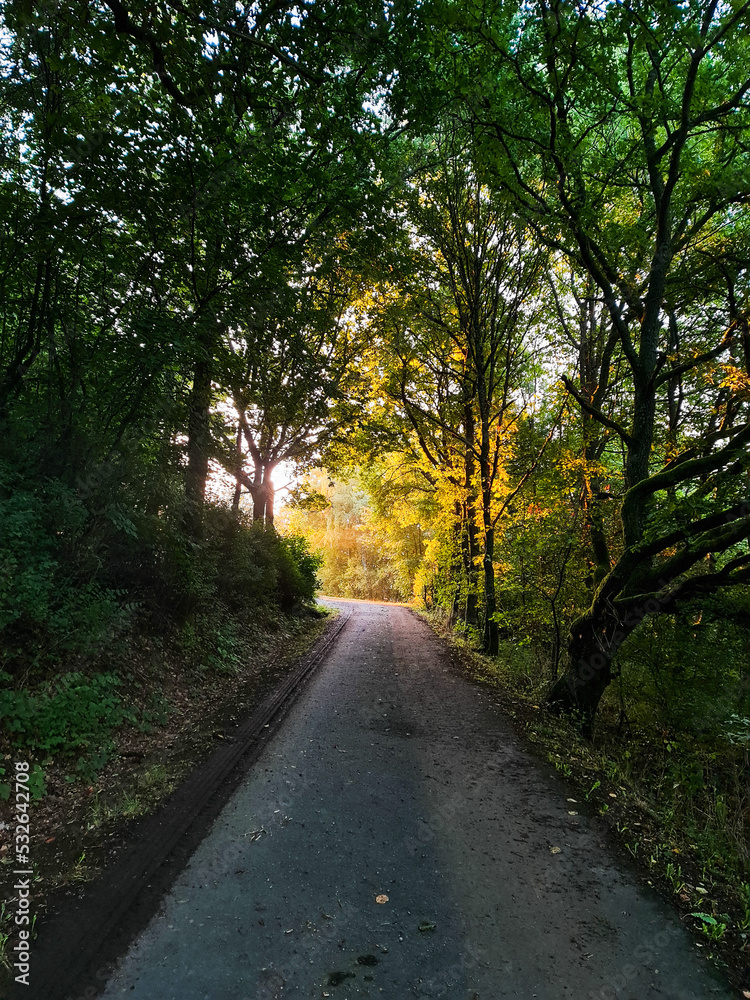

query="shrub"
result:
[0,466,128,675]
[0,671,131,776]
[276,533,322,607]
[613,594,750,735]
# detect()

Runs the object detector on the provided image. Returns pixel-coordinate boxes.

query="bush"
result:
[0,445,324,781]
[0,466,128,676]
[0,671,131,775]
[195,508,321,612]
[613,594,750,736]
[276,533,322,606]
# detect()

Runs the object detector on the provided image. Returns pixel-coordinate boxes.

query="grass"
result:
[0,902,11,970]
[86,763,175,829]
[49,850,98,888]
[0,892,38,971]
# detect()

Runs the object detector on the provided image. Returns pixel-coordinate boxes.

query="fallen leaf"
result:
[375,894,389,904]
[568,811,578,816]
[550,846,562,855]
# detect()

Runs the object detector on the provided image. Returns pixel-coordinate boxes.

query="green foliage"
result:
[689,912,728,943]
[196,509,321,612]
[0,901,11,970]
[88,763,175,828]
[613,595,750,736]
[27,764,46,801]
[0,671,128,778]
[277,534,324,606]
[177,613,243,676]
[725,715,750,746]
[0,464,130,676]
[0,447,321,771]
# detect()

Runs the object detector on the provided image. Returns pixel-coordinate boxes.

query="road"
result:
[98,600,731,1000]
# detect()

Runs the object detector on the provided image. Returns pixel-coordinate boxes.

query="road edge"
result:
[14,606,351,1000]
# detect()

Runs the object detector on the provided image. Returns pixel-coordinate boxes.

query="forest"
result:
[1,0,749,975]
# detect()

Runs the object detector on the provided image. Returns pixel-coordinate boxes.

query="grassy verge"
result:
[420,608,750,992]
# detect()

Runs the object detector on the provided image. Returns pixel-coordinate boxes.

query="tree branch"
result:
[101,0,197,106]
[561,375,632,443]
[653,329,734,388]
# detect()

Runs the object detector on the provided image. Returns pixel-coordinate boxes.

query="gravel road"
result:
[97,600,732,1000]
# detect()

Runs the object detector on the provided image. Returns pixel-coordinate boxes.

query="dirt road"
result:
[97,600,731,999]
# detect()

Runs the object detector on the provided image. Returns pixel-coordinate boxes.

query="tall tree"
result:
[371,135,545,649]
[421,0,750,728]
[219,253,367,525]
[2,0,399,527]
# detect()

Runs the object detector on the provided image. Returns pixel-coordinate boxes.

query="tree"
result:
[374,133,546,650]
[423,0,750,729]
[7,0,398,529]
[370,275,483,626]
[219,254,367,525]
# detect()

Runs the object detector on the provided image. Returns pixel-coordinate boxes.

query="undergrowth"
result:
[0,457,323,787]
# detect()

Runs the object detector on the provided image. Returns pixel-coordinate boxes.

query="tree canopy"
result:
[2,0,749,737]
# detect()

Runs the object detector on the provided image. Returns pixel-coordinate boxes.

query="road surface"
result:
[98,600,731,1000]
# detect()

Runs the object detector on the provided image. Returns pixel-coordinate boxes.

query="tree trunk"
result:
[448,501,464,628]
[0,258,52,414]
[251,468,276,526]
[622,377,656,544]
[462,514,481,627]
[578,297,611,587]
[582,458,610,589]
[547,606,642,737]
[475,356,498,654]
[462,405,480,627]
[184,330,214,534]
[555,302,663,727]
[264,478,275,527]
[482,526,498,654]
[231,424,242,513]
[252,485,265,523]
